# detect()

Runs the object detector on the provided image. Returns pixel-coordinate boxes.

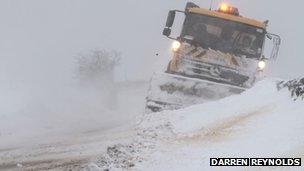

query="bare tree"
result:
[75,49,121,109]
[75,49,121,84]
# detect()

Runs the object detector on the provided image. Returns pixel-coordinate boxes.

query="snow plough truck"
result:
[146,2,281,112]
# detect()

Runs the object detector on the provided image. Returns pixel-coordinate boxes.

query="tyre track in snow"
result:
[0,157,89,171]
[0,124,137,171]
[176,104,275,143]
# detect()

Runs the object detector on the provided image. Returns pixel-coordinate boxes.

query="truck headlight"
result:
[258,60,266,70]
[171,41,181,52]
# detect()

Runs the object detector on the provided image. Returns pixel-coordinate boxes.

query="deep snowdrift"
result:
[94,78,304,171]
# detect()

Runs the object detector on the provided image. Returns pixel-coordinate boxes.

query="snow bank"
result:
[93,78,304,170]
[139,78,282,135]
[135,78,304,170]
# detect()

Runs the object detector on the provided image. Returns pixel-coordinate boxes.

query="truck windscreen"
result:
[181,13,265,59]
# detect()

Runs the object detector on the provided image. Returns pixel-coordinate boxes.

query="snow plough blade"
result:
[145,73,245,113]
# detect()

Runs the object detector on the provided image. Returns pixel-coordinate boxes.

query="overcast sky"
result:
[0,0,303,87]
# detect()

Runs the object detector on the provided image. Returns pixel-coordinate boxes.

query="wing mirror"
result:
[265,33,281,60]
[165,10,176,28]
[163,11,176,37]
[163,28,171,37]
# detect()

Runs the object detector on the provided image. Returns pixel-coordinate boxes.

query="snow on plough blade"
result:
[145,73,245,113]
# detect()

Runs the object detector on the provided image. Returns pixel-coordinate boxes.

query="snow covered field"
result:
[0,78,303,170]
[0,81,148,170]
